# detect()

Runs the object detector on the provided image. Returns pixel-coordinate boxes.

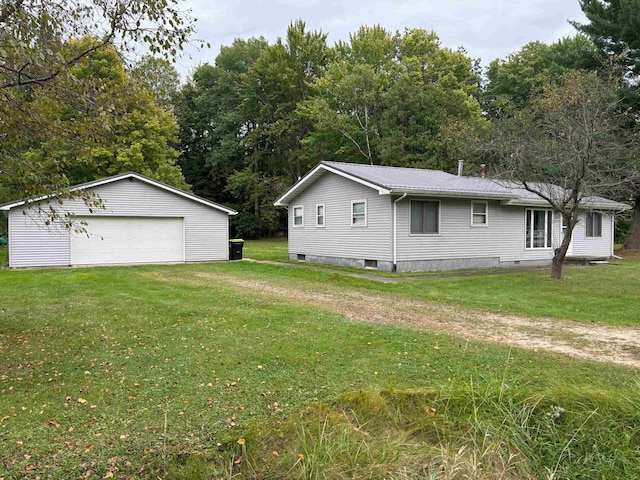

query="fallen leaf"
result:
[272,450,279,457]
[77,398,88,405]
[237,438,245,445]
[85,445,94,453]
[103,472,114,479]
[45,420,61,428]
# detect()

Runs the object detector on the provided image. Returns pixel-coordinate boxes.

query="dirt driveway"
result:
[187,269,640,369]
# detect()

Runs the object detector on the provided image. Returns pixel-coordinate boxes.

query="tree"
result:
[1,40,187,201]
[131,56,181,109]
[573,0,640,248]
[484,36,599,114]
[489,70,637,279]
[0,0,195,210]
[241,20,330,182]
[303,28,486,172]
[175,38,268,201]
[573,0,640,74]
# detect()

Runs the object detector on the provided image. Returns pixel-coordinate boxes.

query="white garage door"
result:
[70,216,184,266]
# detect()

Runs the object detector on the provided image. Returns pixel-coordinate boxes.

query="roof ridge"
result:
[323,161,451,175]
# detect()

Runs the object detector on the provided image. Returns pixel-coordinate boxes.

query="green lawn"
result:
[243,240,640,325]
[243,237,289,262]
[0,245,7,267]
[1,259,640,478]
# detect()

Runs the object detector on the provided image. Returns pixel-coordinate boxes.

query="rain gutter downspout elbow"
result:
[393,193,407,272]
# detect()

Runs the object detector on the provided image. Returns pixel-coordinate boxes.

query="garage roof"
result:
[0,172,238,215]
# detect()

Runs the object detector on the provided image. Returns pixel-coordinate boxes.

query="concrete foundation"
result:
[290,253,554,272]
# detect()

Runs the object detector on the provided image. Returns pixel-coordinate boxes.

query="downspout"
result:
[393,193,407,272]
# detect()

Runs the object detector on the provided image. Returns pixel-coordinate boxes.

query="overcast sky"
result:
[175,0,587,79]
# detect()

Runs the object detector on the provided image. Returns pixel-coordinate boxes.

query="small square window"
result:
[411,200,439,234]
[471,201,488,226]
[293,206,303,227]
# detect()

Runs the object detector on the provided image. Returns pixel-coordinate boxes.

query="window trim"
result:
[585,211,602,238]
[292,205,304,228]
[471,201,488,227]
[525,208,553,250]
[315,203,325,228]
[351,199,367,227]
[409,199,441,236]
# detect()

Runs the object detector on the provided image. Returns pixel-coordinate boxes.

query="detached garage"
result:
[0,172,237,268]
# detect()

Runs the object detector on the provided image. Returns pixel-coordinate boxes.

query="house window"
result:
[293,206,303,227]
[351,200,367,226]
[411,200,439,234]
[586,212,602,237]
[471,201,488,226]
[316,204,325,227]
[525,209,553,249]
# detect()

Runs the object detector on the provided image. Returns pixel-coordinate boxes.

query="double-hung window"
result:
[411,200,439,234]
[293,206,303,227]
[586,212,602,237]
[351,200,367,226]
[316,204,325,227]
[471,201,488,226]
[525,209,552,249]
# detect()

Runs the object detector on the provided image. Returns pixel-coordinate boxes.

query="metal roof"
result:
[274,161,630,211]
[0,172,238,215]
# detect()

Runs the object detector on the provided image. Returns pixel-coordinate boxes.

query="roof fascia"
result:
[274,163,391,206]
[501,198,630,211]
[391,190,515,200]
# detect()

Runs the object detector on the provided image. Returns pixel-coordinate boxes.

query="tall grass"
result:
[218,382,640,479]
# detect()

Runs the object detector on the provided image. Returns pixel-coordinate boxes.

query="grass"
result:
[1,247,640,477]
[243,237,289,262]
[242,239,640,325]
[0,245,7,267]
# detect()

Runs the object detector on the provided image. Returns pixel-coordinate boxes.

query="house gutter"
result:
[392,193,407,272]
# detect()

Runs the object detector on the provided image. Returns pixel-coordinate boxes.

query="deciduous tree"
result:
[489,71,637,279]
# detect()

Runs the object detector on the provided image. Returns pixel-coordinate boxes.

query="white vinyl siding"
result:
[396,197,560,263]
[293,206,304,227]
[316,204,325,227]
[287,173,392,261]
[351,200,367,226]
[471,201,488,226]
[8,179,230,267]
[571,211,613,257]
[410,200,439,234]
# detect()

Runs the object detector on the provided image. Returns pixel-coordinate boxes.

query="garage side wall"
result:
[8,209,70,267]
[8,178,229,267]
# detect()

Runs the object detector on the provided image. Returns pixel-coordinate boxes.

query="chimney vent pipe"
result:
[457,160,464,177]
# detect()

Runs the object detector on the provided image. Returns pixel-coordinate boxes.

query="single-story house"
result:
[1,172,237,268]
[274,161,630,272]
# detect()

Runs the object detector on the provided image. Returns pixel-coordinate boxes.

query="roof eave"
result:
[501,198,631,211]
[390,189,517,200]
